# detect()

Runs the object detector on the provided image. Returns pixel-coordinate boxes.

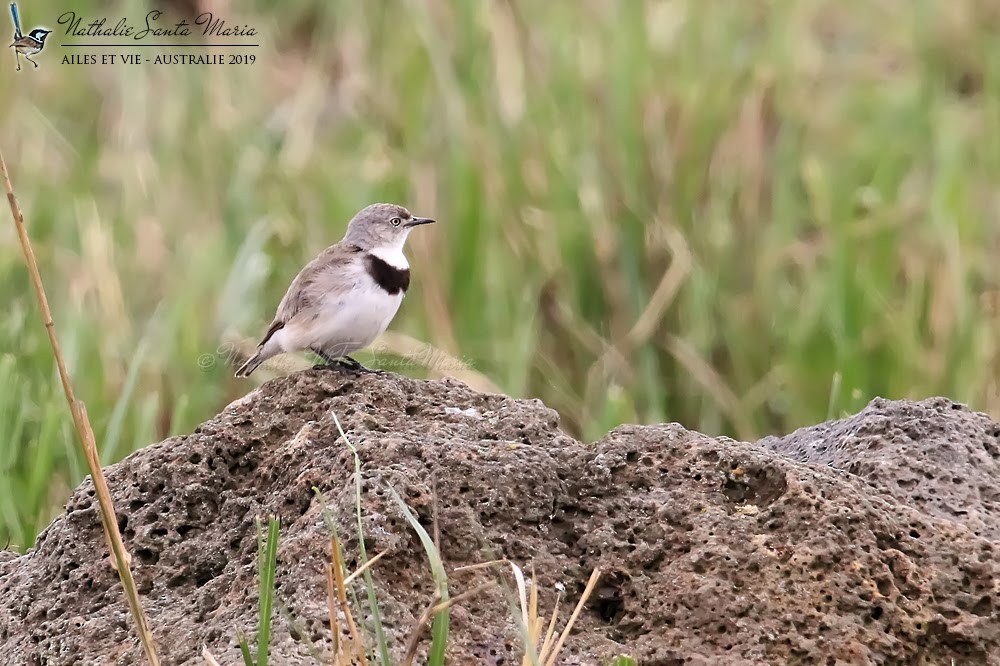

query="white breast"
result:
[305,274,404,358]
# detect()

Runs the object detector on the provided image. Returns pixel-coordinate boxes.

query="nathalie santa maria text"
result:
[58,10,257,39]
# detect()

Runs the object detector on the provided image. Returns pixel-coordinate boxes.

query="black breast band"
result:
[364,254,410,295]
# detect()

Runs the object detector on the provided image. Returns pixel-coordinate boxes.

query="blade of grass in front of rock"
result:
[508,561,541,666]
[236,628,254,666]
[453,558,597,665]
[387,486,450,666]
[276,603,327,663]
[328,535,370,665]
[331,412,393,665]
[201,645,223,666]
[607,656,638,666]
[250,515,280,666]
[542,568,602,666]
[314,489,373,661]
[324,561,342,661]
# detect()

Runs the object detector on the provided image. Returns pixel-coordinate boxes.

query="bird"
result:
[9,27,50,70]
[235,202,436,378]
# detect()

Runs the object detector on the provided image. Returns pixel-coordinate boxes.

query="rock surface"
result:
[760,396,1000,541]
[1,371,999,665]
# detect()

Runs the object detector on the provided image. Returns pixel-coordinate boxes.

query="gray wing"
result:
[256,243,361,347]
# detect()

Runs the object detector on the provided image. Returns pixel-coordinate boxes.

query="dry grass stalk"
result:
[541,567,602,666]
[400,581,495,665]
[201,646,222,666]
[329,536,369,666]
[325,563,342,664]
[402,590,442,666]
[0,149,161,665]
[454,559,601,666]
[325,548,386,665]
[429,582,495,616]
[537,595,561,663]
[343,548,389,586]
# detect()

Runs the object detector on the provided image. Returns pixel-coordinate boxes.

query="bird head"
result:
[342,203,435,251]
[28,28,51,43]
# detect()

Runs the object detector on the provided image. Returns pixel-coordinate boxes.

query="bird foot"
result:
[312,360,350,372]
[341,356,386,375]
[310,352,386,375]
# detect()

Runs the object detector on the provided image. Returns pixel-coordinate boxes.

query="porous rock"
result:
[0,372,998,665]
[760,396,1000,541]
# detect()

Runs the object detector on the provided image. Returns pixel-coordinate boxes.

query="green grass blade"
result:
[312,487,374,659]
[608,656,637,666]
[826,371,842,421]
[331,411,392,665]
[100,306,157,465]
[255,515,280,666]
[277,602,326,662]
[236,628,254,666]
[386,486,450,666]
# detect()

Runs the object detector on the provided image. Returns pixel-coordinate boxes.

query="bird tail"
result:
[234,350,265,378]
[9,3,21,39]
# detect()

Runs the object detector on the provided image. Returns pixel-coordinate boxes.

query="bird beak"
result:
[405,217,435,227]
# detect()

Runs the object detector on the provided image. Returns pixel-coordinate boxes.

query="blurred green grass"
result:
[1,0,999,548]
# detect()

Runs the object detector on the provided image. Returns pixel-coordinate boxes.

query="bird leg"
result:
[342,355,384,375]
[310,347,349,371]
[15,53,21,71]
[340,355,363,370]
[309,349,384,375]
[25,53,37,68]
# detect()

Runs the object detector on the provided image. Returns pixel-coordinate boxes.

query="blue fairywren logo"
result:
[9,2,51,71]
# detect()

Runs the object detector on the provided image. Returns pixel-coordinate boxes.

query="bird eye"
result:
[390,217,401,227]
